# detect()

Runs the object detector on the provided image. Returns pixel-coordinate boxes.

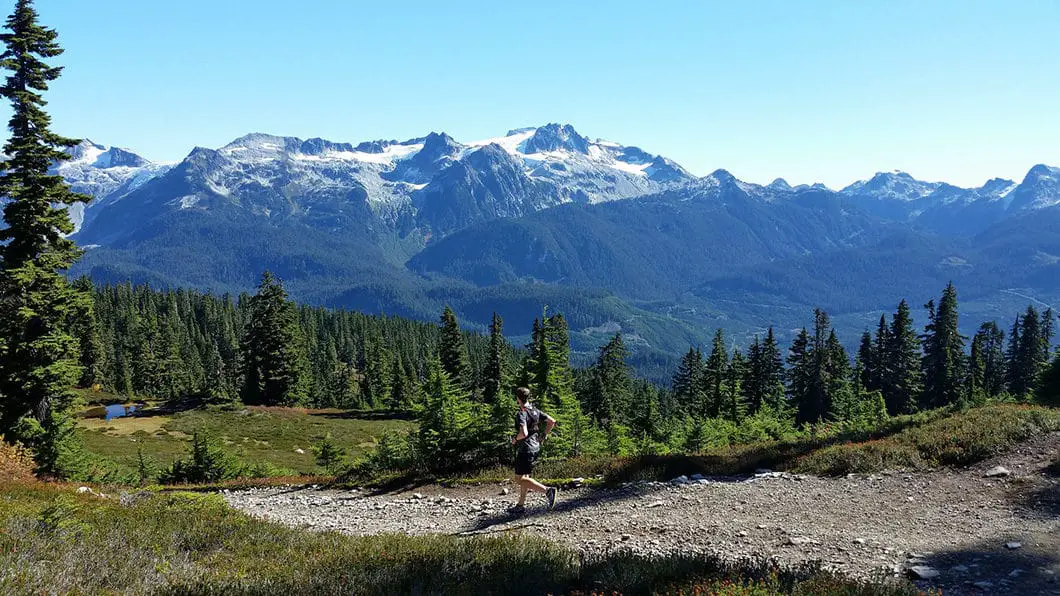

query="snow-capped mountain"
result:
[55,124,1060,250]
[69,124,694,245]
[54,140,172,233]
[838,169,1055,234]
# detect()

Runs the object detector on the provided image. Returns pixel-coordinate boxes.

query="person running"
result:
[510,387,557,515]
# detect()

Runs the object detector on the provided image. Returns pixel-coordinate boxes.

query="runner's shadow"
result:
[457,485,651,535]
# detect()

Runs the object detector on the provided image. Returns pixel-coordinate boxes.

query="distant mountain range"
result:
[37,123,1060,377]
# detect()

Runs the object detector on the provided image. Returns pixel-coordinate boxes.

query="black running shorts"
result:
[514,450,538,475]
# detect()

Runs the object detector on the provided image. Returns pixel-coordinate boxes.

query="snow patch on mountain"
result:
[56,140,171,233]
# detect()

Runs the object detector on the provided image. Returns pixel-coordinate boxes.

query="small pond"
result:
[83,403,142,420]
[104,404,140,420]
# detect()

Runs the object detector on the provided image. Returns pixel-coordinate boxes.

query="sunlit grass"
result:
[78,404,414,477]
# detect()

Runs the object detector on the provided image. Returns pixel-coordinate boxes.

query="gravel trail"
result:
[224,435,1060,594]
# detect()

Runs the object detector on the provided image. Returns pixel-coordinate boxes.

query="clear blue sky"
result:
[22,0,1060,188]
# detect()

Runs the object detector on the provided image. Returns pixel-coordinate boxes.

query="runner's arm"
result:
[511,422,529,445]
[540,414,556,441]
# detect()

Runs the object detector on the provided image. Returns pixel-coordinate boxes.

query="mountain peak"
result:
[768,178,793,191]
[1025,164,1059,182]
[708,168,736,183]
[65,140,148,168]
[522,123,590,154]
[299,138,355,155]
[223,133,301,154]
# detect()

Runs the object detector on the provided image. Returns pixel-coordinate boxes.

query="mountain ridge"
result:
[22,124,1060,372]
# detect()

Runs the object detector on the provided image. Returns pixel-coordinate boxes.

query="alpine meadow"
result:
[2,1,1060,594]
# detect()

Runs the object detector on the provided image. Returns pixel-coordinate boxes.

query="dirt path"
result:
[223,435,1060,594]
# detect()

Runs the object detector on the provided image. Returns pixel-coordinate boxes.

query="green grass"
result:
[0,481,920,595]
[78,404,414,477]
[792,404,1060,475]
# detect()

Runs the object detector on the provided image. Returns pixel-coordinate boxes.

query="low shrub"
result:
[0,437,36,482]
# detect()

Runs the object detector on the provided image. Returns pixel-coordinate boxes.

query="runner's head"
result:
[515,387,531,406]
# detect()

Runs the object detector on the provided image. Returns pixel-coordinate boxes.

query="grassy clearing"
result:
[382,404,1059,488]
[78,404,414,477]
[0,481,919,595]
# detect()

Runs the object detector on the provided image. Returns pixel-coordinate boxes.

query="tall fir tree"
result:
[672,347,704,416]
[481,312,512,461]
[824,328,852,420]
[1042,308,1056,364]
[725,348,748,422]
[629,381,661,441]
[744,337,764,414]
[587,333,632,423]
[793,309,835,424]
[239,272,311,406]
[759,327,786,412]
[703,329,729,418]
[786,327,812,422]
[857,330,878,394]
[417,359,475,472]
[72,277,105,389]
[0,0,92,477]
[524,310,597,456]
[1037,352,1060,407]
[920,284,966,409]
[973,321,1007,398]
[883,300,922,415]
[1006,306,1047,399]
[438,306,472,393]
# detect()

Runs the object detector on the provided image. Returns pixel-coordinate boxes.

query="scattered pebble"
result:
[906,566,940,580]
[983,466,1011,478]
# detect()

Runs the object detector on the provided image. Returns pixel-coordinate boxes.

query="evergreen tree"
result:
[968,330,987,403]
[1037,353,1060,407]
[672,347,704,415]
[725,348,748,422]
[824,328,852,421]
[417,359,475,472]
[1042,308,1056,363]
[136,445,153,486]
[792,309,834,424]
[72,278,105,389]
[587,333,632,423]
[203,343,235,405]
[313,434,347,475]
[974,321,1007,398]
[239,272,311,406]
[883,300,921,415]
[629,381,661,441]
[786,328,812,422]
[744,337,764,414]
[387,355,413,411]
[703,329,729,418]
[524,309,597,456]
[1005,306,1051,399]
[0,1,92,477]
[872,315,891,394]
[481,313,512,461]
[759,327,786,412]
[438,306,471,392]
[857,330,877,393]
[920,284,965,409]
